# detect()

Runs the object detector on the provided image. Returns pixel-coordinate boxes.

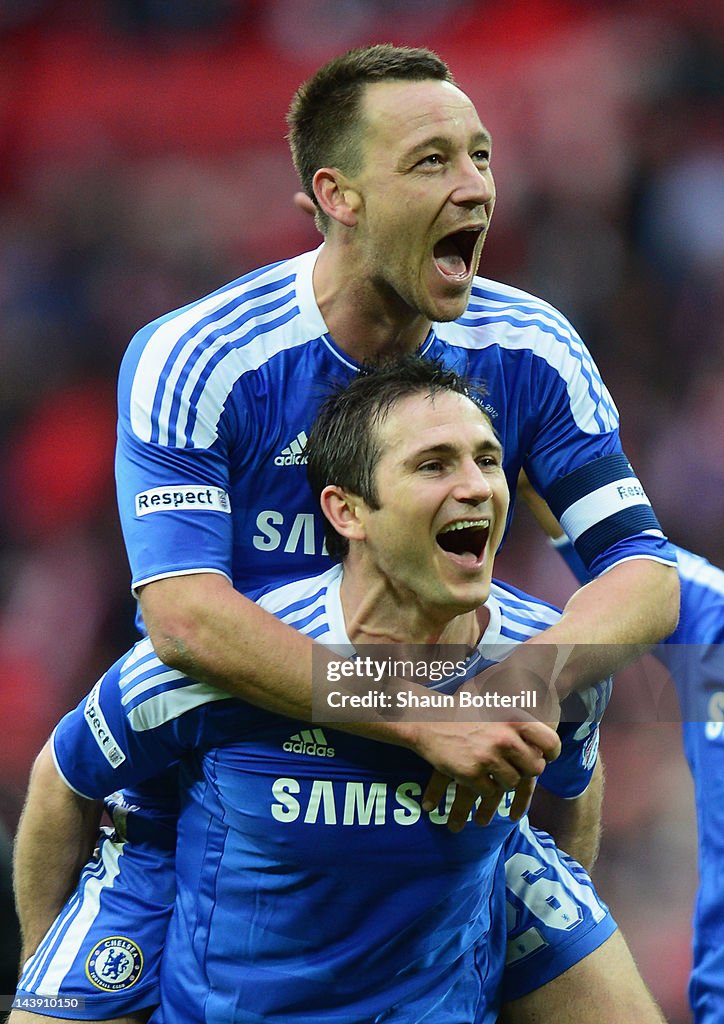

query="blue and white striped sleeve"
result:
[51,639,235,799]
[511,298,676,577]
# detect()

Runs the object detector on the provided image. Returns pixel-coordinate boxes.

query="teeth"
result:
[439,519,490,534]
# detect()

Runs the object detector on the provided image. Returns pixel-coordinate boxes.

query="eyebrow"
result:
[403,129,493,164]
[408,438,504,462]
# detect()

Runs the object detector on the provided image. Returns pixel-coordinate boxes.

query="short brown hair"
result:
[306,354,489,560]
[287,43,453,232]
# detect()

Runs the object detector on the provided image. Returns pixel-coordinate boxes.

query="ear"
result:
[320,485,367,543]
[313,168,361,228]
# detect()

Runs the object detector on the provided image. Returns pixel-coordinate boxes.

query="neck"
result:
[313,240,431,361]
[339,566,489,653]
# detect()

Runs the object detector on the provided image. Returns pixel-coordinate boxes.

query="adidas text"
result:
[275,431,308,467]
[283,740,335,757]
[283,728,335,758]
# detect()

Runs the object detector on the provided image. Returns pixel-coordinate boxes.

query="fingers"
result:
[431,773,536,832]
[424,771,510,831]
[518,719,561,763]
[421,769,450,814]
[417,718,561,832]
[473,787,506,828]
[507,776,537,821]
[470,722,557,789]
[423,771,537,832]
[425,773,530,831]
[447,785,482,832]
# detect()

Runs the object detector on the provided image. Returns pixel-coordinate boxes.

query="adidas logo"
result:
[283,727,335,758]
[274,431,309,467]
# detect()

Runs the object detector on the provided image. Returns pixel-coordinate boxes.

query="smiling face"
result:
[345,79,495,323]
[349,390,509,620]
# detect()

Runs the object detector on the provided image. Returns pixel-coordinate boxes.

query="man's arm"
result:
[13,741,103,963]
[139,573,561,817]
[529,756,604,872]
[529,557,678,695]
[513,471,679,697]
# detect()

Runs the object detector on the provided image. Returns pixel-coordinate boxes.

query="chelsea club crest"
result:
[86,936,143,991]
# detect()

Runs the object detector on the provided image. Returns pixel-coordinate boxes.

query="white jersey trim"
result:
[50,732,96,801]
[676,549,724,594]
[130,565,231,599]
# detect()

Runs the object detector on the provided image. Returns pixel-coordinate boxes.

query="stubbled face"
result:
[349,79,496,323]
[356,390,509,618]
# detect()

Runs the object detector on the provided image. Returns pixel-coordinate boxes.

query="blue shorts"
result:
[14,829,173,1020]
[15,820,616,1020]
[499,818,618,1002]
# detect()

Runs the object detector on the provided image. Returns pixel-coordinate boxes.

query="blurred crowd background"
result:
[0,0,722,1017]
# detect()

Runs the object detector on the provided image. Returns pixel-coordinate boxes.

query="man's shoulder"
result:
[489,579,562,632]
[117,248,324,444]
[434,276,583,350]
[129,249,317,344]
[251,565,342,630]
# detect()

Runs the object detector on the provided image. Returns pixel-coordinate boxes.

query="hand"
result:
[415,716,561,832]
[423,774,539,832]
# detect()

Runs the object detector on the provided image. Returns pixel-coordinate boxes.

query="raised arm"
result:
[530,558,678,695]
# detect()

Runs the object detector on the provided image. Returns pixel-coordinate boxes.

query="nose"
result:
[451,457,493,505]
[451,156,495,209]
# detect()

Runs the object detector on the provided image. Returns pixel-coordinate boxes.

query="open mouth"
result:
[436,518,490,563]
[433,228,483,279]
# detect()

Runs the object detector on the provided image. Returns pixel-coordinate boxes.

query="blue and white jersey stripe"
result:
[19,838,125,995]
[128,261,314,449]
[491,582,561,644]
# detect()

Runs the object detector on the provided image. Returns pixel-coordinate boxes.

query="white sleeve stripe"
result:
[559,478,652,542]
[127,683,229,731]
[121,667,189,706]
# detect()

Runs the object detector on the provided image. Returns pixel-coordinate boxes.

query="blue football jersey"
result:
[51,567,610,1023]
[115,246,674,604]
[553,539,724,1024]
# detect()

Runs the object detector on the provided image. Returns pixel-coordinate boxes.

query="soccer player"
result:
[11,359,664,1023]
[518,470,724,1024]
